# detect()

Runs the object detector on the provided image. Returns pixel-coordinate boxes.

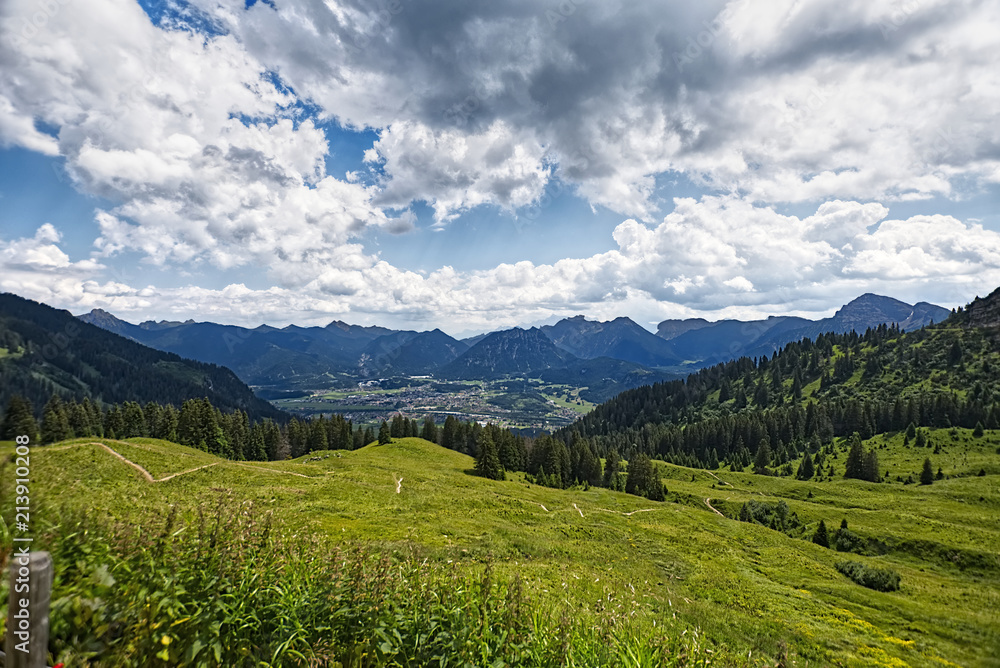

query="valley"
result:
[271,377,595,429]
[3,289,999,666]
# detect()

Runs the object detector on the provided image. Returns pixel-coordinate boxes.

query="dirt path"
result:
[80,442,219,483]
[704,497,726,517]
[572,503,584,517]
[94,442,155,482]
[395,476,403,493]
[46,440,341,482]
[232,462,330,479]
[158,463,220,482]
[704,470,731,487]
[595,507,657,517]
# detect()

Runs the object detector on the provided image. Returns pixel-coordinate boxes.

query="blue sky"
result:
[2,0,1000,336]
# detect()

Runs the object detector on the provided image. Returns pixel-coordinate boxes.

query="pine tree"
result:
[844,433,865,479]
[753,437,772,475]
[949,339,963,365]
[603,449,621,490]
[797,452,815,480]
[441,416,460,451]
[378,420,391,445]
[920,458,934,485]
[973,421,985,438]
[475,431,504,480]
[1,396,38,442]
[812,519,830,548]
[626,453,659,499]
[421,416,438,443]
[862,449,880,483]
[40,395,71,444]
[390,414,404,438]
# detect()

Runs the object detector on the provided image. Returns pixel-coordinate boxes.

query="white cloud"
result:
[179,0,1000,218]
[6,199,1000,334]
[368,121,550,223]
[1,0,999,333]
[0,0,391,280]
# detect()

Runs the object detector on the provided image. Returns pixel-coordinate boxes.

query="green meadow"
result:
[1,431,999,666]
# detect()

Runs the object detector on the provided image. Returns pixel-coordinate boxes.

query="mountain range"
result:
[75,293,950,394]
[656,293,949,366]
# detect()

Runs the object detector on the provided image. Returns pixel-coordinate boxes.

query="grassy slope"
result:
[2,435,999,666]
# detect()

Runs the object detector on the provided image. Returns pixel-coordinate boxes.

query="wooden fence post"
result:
[4,551,53,668]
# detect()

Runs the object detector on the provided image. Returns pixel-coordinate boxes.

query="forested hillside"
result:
[0,293,284,422]
[550,292,1000,498]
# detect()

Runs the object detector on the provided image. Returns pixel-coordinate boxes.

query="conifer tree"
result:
[862,449,881,483]
[421,416,438,443]
[441,416,460,451]
[122,401,146,438]
[844,433,865,479]
[40,395,71,444]
[1,396,38,442]
[920,457,934,485]
[65,402,89,438]
[378,420,391,445]
[753,437,772,475]
[603,449,622,490]
[625,453,660,499]
[812,519,830,548]
[797,452,815,480]
[475,430,504,480]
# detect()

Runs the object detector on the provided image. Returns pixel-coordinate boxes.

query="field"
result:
[1,430,999,666]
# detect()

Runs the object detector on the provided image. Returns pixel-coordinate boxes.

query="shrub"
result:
[835,561,901,592]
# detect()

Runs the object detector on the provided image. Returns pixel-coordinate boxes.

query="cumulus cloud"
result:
[2,0,999,330]
[0,0,396,281]
[6,199,1000,333]
[183,0,1000,218]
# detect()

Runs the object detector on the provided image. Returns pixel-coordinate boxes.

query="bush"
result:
[833,528,889,556]
[835,561,901,592]
[737,499,803,536]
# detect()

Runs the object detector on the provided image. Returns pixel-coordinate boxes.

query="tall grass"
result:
[2,501,751,667]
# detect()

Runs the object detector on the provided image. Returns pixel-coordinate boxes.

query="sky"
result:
[2,0,1000,337]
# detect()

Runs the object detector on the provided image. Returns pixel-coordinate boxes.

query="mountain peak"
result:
[77,308,136,337]
[957,286,1000,329]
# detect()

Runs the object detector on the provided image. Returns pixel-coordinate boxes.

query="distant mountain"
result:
[439,327,577,380]
[1,293,285,421]
[658,294,949,366]
[76,307,137,337]
[75,292,951,391]
[662,316,809,366]
[655,318,710,341]
[540,316,682,367]
[77,311,401,388]
[461,333,489,348]
[358,329,469,375]
[742,294,949,359]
